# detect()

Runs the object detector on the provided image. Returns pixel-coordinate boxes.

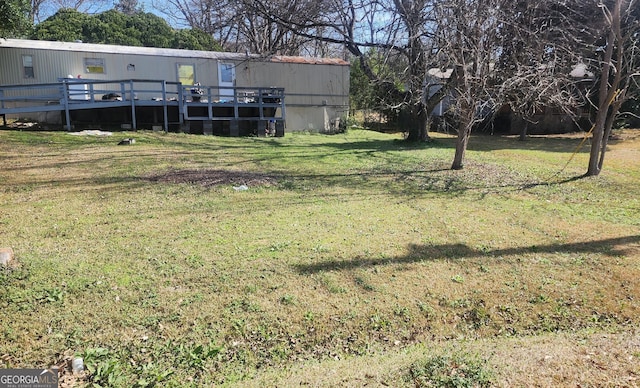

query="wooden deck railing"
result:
[0,79,285,133]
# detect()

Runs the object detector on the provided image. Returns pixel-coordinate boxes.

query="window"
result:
[219,63,234,83]
[22,55,34,78]
[177,64,196,85]
[84,58,106,74]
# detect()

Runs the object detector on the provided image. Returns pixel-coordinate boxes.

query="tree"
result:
[587,0,639,176]
[94,9,174,47]
[154,0,329,56]
[430,0,638,173]
[148,0,635,172]
[171,28,222,51]
[496,1,591,141]
[238,0,446,141]
[0,0,31,37]
[155,0,440,138]
[349,54,376,112]
[31,8,91,41]
[432,0,505,169]
[31,8,221,50]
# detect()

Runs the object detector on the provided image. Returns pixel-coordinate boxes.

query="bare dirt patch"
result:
[145,169,280,188]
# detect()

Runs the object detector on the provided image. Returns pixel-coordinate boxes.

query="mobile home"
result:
[0,39,350,134]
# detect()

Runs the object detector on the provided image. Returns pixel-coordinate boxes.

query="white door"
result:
[218,62,235,101]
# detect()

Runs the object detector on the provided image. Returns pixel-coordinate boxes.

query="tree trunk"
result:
[405,103,429,142]
[451,123,472,170]
[451,96,476,169]
[406,78,454,142]
[452,106,475,169]
[587,0,624,177]
[598,96,625,171]
[587,110,608,176]
[519,122,528,141]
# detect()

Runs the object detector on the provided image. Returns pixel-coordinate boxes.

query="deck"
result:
[0,79,286,136]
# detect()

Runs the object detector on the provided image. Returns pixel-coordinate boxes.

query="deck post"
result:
[178,84,184,126]
[258,120,267,137]
[280,94,286,123]
[0,89,5,126]
[258,89,264,120]
[230,119,239,136]
[275,120,285,137]
[207,87,213,120]
[162,81,169,132]
[62,82,72,131]
[127,81,137,130]
[203,121,213,135]
[232,88,239,122]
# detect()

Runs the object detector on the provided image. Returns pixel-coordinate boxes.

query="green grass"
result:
[0,128,639,386]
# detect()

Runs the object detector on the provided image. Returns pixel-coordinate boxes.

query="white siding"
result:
[0,39,350,132]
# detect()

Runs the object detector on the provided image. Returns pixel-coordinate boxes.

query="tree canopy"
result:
[30,8,222,51]
[0,0,31,37]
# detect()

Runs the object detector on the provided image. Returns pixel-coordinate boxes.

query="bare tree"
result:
[152,0,328,55]
[438,0,597,169]
[587,0,639,176]
[152,0,239,45]
[114,0,141,15]
[496,1,591,141]
[438,0,638,173]
[149,0,636,173]
[431,0,506,169]
[30,0,47,22]
[241,0,447,141]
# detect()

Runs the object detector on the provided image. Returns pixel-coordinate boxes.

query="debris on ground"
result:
[67,130,113,136]
[5,121,43,130]
[146,169,279,188]
[117,138,136,145]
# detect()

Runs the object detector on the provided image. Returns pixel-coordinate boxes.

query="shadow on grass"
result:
[466,134,592,153]
[0,130,598,198]
[294,235,640,274]
[273,168,585,199]
[255,132,590,154]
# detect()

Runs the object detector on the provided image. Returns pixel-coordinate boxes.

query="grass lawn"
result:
[0,128,638,387]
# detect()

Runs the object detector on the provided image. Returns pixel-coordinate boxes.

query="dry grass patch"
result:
[146,169,280,188]
[238,329,640,387]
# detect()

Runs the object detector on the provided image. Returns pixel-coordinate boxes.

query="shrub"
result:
[407,352,493,388]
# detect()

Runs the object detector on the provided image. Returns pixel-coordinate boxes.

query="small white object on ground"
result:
[72,357,84,373]
[0,247,14,266]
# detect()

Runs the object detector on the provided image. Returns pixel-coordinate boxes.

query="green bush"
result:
[407,352,493,388]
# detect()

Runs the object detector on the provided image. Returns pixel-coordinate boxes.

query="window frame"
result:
[84,57,106,74]
[22,55,35,79]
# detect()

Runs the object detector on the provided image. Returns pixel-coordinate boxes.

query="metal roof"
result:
[0,39,349,66]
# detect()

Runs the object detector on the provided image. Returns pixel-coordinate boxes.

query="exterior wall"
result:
[0,39,350,132]
[236,60,349,131]
[0,40,228,87]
